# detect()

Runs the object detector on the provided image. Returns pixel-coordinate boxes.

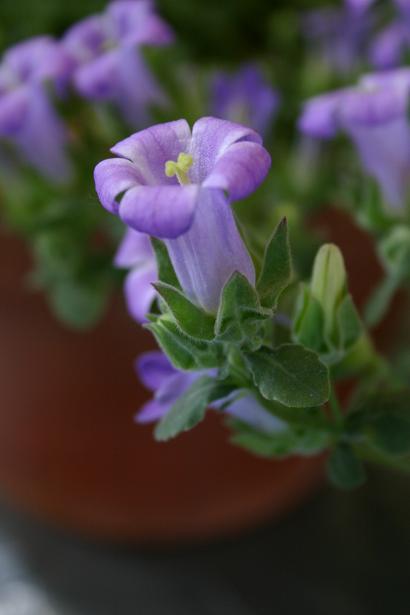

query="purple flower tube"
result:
[63,0,173,126]
[0,36,73,182]
[136,350,286,433]
[299,69,410,209]
[94,117,271,314]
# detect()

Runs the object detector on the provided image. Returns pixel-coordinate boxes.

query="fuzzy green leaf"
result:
[215,272,267,345]
[244,344,330,408]
[151,238,181,289]
[155,376,234,441]
[154,282,215,340]
[256,218,292,308]
[147,317,222,371]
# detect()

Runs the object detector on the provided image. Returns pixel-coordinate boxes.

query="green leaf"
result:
[347,391,410,456]
[155,376,234,441]
[244,344,330,408]
[327,444,366,490]
[49,279,108,329]
[154,282,215,340]
[215,272,267,345]
[256,218,292,309]
[367,414,410,456]
[150,238,181,289]
[337,294,363,349]
[147,316,222,371]
[364,275,399,328]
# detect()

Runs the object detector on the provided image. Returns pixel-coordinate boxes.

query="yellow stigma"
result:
[165,152,193,185]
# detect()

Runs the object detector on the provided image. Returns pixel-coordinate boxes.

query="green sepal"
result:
[153,282,215,340]
[146,316,222,371]
[244,344,330,408]
[215,272,268,347]
[293,284,325,353]
[293,285,363,367]
[150,238,181,289]
[256,218,292,309]
[337,294,363,348]
[327,443,366,490]
[155,376,235,441]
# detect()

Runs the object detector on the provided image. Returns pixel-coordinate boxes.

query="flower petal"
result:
[73,50,120,100]
[94,158,144,213]
[114,47,166,127]
[14,85,71,183]
[119,184,199,239]
[108,0,174,46]
[136,399,169,423]
[111,119,191,184]
[155,371,196,404]
[135,350,175,391]
[226,395,287,434]
[0,88,28,136]
[123,261,157,323]
[212,65,279,136]
[63,15,107,63]
[114,228,153,268]
[370,24,407,69]
[298,91,345,138]
[189,116,264,184]
[4,36,73,84]
[346,117,410,207]
[202,140,271,201]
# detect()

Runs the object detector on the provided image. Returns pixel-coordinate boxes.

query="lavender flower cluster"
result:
[0,0,173,181]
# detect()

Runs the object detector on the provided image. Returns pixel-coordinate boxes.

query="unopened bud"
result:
[311,244,347,342]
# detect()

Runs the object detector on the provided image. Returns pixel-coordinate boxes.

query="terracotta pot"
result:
[0,208,397,544]
[0,225,324,544]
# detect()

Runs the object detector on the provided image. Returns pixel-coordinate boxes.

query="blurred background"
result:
[0,0,409,613]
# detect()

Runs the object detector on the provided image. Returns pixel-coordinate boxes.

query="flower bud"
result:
[311,243,347,343]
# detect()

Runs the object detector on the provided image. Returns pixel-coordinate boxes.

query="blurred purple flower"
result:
[0,36,73,182]
[371,1,410,69]
[94,117,270,312]
[63,0,173,126]
[303,1,372,75]
[299,68,410,208]
[212,65,279,136]
[114,228,157,322]
[345,0,375,10]
[136,350,286,433]
[395,0,410,13]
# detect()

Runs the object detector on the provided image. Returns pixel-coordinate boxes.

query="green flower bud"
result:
[310,244,347,344]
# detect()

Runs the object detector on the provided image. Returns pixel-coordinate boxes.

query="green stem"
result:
[355,444,410,474]
[329,386,343,426]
